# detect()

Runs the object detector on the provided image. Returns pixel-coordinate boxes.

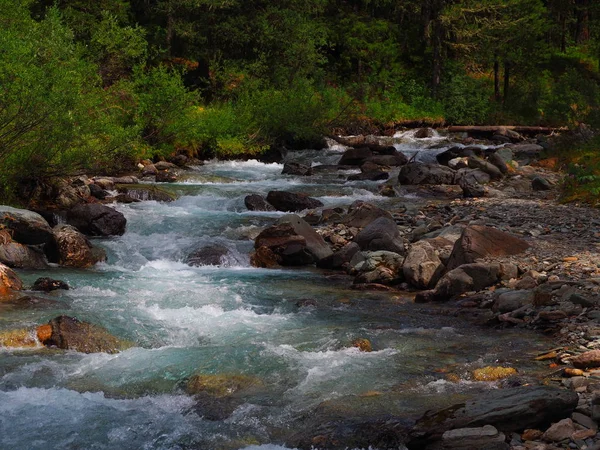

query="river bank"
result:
[1,127,600,449]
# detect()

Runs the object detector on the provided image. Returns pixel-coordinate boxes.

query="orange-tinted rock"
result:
[352,338,373,352]
[186,374,262,397]
[522,429,543,441]
[40,315,127,353]
[52,224,106,268]
[571,350,600,369]
[36,324,52,342]
[472,366,517,382]
[0,262,23,297]
[0,328,39,348]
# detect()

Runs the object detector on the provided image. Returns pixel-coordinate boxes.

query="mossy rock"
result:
[472,366,517,382]
[186,373,263,398]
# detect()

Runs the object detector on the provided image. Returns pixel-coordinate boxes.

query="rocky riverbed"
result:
[2,127,600,449]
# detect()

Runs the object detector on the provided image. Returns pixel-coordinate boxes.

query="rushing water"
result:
[1,133,551,450]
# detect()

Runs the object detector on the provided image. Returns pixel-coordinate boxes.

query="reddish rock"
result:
[541,418,575,442]
[571,350,600,369]
[446,226,530,270]
[0,262,23,297]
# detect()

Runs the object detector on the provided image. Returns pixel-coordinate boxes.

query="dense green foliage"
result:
[2,0,600,195]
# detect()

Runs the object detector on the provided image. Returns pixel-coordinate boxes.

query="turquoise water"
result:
[0,140,550,449]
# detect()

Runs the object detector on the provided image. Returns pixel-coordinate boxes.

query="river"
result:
[0,131,550,449]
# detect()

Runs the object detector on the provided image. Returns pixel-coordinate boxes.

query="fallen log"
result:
[448,125,567,135]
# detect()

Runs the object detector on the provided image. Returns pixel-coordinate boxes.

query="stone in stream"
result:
[341,201,394,228]
[266,190,324,212]
[398,163,457,185]
[88,183,109,200]
[38,315,128,353]
[446,225,530,271]
[347,171,388,181]
[354,217,404,255]
[364,153,408,167]
[351,250,404,285]
[0,239,49,269]
[338,147,373,165]
[244,194,276,211]
[0,262,23,297]
[31,277,69,292]
[282,162,313,176]
[66,204,127,236]
[252,214,333,266]
[117,185,177,202]
[186,244,233,267]
[409,386,578,449]
[0,206,54,245]
[467,156,503,180]
[52,224,107,268]
[155,170,178,183]
[403,240,445,289]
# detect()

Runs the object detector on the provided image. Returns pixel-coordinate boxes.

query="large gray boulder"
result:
[266,191,324,212]
[354,217,404,254]
[409,386,578,448]
[66,204,127,236]
[398,163,456,185]
[0,241,48,269]
[0,206,54,245]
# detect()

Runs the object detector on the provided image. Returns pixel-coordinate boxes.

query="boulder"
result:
[532,176,552,191]
[266,191,324,212]
[403,241,445,289]
[409,386,578,448]
[467,156,503,180]
[347,171,388,181]
[154,161,178,171]
[446,226,530,271]
[116,185,176,202]
[253,215,333,266]
[186,244,234,266]
[414,127,434,138]
[352,250,404,285]
[0,263,23,296]
[52,224,107,268]
[92,178,115,190]
[416,263,502,302]
[282,162,313,176]
[342,201,394,228]
[487,152,509,174]
[155,170,178,183]
[507,144,543,158]
[141,163,158,176]
[398,163,456,185]
[354,217,404,254]
[244,194,276,212]
[571,350,600,369]
[250,246,280,268]
[338,147,373,165]
[364,153,408,167]
[0,241,48,269]
[541,418,575,442]
[38,315,127,353]
[89,183,109,200]
[493,290,534,313]
[455,168,491,186]
[66,204,127,236]
[317,242,360,270]
[54,180,89,209]
[0,206,54,245]
[31,277,69,292]
[439,425,508,450]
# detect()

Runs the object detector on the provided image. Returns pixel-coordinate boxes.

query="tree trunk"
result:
[575,0,590,44]
[503,60,510,105]
[494,56,501,102]
[561,14,566,52]
[430,0,444,98]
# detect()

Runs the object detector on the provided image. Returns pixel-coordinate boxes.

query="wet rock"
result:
[186,373,262,398]
[0,328,40,349]
[282,162,313,176]
[351,251,404,285]
[459,177,486,198]
[317,242,360,270]
[140,162,158,176]
[52,224,107,268]
[446,226,530,271]
[112,193,140,204]
[92,178,116,190]
[354,217,404,254]
[0,263,23,296]
[571,350,600,369]
[253,215,333,266]
[487,152,509,174]
[338,147,373,165]
[54,180,90,209]
[347,171,388,181]
[88,183,109,200]
[168,154,189,167]
[66,204,127,236]
[439,425,508,450]
[0,206,54,245]
[352,338,372,352]
[403,240,445,289]
[364,153,408,167]
[409,386,578,448]
[266,190,324,212]
[116,185,176,202]
[244,194,276,212]
[342,201,394,228]
[31,277,69,292]
[493,290,534,313]
[250,246,280,268]
[467,156,503,180]
[532,176,553,191]
[541,418,575,442]
[39,315,127,353]
[186,244,233,267]
[0,241,48,269]
[155,170,178,183]
[417,263,501,302]
[455,168,491,186]
[154,161,178,171]
[414,128,434,138]
[398,163,456,185]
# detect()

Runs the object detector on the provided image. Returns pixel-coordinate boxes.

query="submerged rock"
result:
[31,277,69,292]
[0,328,40,349]
[186,373,262,398]
[116,185,176,202]
[186,244,233,266]
[338,147,373,165]
[39,315,128,353]
[66,204,127,236]
[244,194,275,212]
[266,190,324,212]
[282,162,313,176]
